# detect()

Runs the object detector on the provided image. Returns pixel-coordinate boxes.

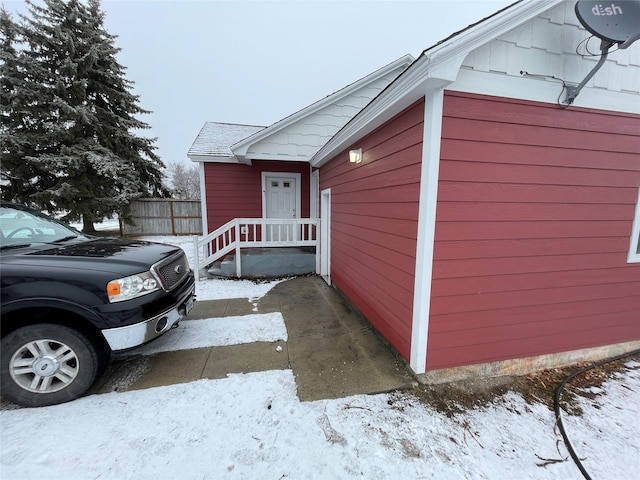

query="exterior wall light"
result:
[349,148,362,163]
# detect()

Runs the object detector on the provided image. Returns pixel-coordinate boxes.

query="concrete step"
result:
[206,247,316,278]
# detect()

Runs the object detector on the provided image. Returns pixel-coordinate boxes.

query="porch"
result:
[194,218,320,279]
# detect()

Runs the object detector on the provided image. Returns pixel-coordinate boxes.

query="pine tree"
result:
[0,0,167,232]
[0,8,54,208]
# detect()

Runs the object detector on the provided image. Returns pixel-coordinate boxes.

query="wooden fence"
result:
[122,199,202,236]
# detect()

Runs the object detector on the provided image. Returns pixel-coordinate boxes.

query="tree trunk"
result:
[82,214,97,234]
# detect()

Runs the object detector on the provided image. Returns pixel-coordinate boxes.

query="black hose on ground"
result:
[553,348,640,480]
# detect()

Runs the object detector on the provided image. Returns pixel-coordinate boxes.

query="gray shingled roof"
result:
[188,122,265,157]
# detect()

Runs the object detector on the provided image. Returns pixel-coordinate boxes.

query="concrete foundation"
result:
[415,340,640,384]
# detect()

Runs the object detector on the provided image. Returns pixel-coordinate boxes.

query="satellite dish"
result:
[575,0,640,49]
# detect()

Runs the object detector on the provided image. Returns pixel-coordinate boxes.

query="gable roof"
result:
[188,122,265,163]
[310,0,565,167]
[230,54,414,163]
[188,54,414,165]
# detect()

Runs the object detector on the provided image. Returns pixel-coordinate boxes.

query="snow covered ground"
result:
[1,232,638,479]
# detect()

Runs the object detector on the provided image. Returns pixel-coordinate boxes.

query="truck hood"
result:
[2,237,183,275]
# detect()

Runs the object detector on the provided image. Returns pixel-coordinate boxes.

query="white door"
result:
[263,173,301,241]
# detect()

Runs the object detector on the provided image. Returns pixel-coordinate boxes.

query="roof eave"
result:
[231,54,415,157]
[310,0,564,168]
[188,153,251,165]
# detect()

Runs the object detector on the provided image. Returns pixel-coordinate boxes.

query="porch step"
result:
[206,247,315,278]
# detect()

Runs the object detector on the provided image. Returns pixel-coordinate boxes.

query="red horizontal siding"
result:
[329,269,413,358]
[438,201,633,221]
[430,296,639,333]
[434,253,631,278]
[442,138,637,170]
[442,92,639,136]
[332,221,418,257]
[427,91,640,371]
[437,182,635,204]
[442,116,639,153]
[431,312,637,365]
[434,237,630,260]
[430,282,640,315]
[332,202,419,221]
[435,220,633,241]
[435,324,636,368]
[432,267,638,297]
[331,211,419,239]
[332,230,416,290]
[323,144,423,191]
[204,161,310,232]
[319,100,425,360]
[440,160,638,187]
[432,311,637,348]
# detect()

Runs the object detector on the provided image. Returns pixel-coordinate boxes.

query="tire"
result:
[1,324,103,408]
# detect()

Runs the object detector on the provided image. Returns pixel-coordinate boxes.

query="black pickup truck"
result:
[0,201,196,407]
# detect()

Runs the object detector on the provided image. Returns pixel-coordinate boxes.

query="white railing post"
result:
[235,221,242,278]
[193,235,201,278]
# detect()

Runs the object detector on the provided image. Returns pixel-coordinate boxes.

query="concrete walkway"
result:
[93,276,415,401]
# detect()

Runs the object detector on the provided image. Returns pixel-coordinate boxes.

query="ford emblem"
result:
[174,264,183,275]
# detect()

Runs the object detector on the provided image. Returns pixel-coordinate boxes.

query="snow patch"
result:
[131,313,288,356]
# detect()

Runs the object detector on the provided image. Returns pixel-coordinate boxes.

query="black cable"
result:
[553,348,640,480]
[519,71,570,108]
[577,34,620,57]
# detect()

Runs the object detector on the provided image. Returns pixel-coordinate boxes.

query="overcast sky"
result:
[5,0,514,165]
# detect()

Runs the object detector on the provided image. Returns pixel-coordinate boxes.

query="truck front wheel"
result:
[1,324,103,408]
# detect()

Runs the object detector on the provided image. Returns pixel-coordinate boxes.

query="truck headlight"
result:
[107,271,160,303]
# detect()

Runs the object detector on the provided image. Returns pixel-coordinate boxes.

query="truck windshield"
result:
[0,206,82,249]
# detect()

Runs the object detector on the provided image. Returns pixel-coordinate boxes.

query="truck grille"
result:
[153,251,190,291]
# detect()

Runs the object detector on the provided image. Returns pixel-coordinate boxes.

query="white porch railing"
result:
[193,218,319,278]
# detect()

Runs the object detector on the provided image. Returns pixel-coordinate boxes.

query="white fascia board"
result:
[187,154,251,165]
[231,54,414,158]
[310,0,563,168]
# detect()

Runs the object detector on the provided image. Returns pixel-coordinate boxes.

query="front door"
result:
[263,172,301,241]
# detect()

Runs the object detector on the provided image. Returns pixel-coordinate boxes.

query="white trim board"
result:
[198,162,208,235]
[410,89,446,375]
[628,188,640,264]
[320,188,331,284]
[310,170,320,219]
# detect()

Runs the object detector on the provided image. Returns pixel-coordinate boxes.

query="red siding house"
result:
[310,0,640,380]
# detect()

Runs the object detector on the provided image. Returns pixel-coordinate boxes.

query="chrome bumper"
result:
[102,285,195,351]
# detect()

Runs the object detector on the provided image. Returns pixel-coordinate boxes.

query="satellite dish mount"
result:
[564,39,614,105]
[564,0,640,105]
